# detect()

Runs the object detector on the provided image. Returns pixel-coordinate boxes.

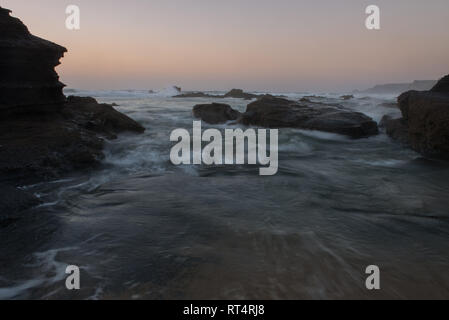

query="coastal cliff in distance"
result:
[357,80,437,94]
[0,7,67,112]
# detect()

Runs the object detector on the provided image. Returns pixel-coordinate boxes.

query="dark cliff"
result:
[0,7,144,223]
[0,7,67,112]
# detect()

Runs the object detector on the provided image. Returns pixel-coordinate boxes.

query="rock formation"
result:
[0,96,144,182]
[175,91,220,98]
[223,89,258,100]
[240,96,378,138]
[0,7,145,222]
[193,95,378,138]
[193,103,241,124]
[175,89,259,100]
[384,75,449,158]
[0,7,67,112]
[379,115,409,145]
[358,80,437,94]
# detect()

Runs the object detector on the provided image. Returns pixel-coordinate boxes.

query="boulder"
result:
[379,115,409,145]
[238,95,378,138]
[392,82,449,158]
[193,103,241,124]
[64,96,145,136]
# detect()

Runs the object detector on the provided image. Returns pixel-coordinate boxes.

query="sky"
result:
[3,0,449,92]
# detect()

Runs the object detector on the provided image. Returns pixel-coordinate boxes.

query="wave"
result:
[150,86,182,97]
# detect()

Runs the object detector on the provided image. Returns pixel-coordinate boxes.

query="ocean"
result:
[1,89,449,299]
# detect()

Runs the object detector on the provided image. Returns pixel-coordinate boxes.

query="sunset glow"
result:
[3,0,449,91]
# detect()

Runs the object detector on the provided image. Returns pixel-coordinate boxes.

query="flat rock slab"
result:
[0,96,145,183]
[239,96,378,138]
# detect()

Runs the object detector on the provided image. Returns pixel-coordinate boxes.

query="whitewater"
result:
[1,88,449,299]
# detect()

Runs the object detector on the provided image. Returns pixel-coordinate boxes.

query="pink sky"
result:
[3,0,449,92]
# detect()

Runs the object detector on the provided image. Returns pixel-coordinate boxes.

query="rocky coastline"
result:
[175,89,260,100]
[192,95,379,139]
[2,4,449,227]
[0,7,145,224]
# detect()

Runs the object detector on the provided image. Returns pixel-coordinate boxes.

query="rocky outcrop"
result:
[175,89,259,100]
[0,7,67,113]
[175,92,220,98]
[0,96,145,183]
[193,103,241,124]
[64,96,145,138]
[238,96,378,138]
[192,96,378,138]
[385,75,449,158]
[0,7,145,223]
[379,115,409,145]
[0,7,144,181]
[224,89,258,100]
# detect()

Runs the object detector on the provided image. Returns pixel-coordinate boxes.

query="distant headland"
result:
[356,80,437,94]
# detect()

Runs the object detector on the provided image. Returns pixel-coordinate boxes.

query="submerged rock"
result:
[175,89,259,100]
[238,96,378,138]
[388,75,449,158]
[224,89,258,100]
[379,115,409,145]
[193,103,242,124]
[379,102,399,109]
[175,92,221,98]
[0,7,67,112]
